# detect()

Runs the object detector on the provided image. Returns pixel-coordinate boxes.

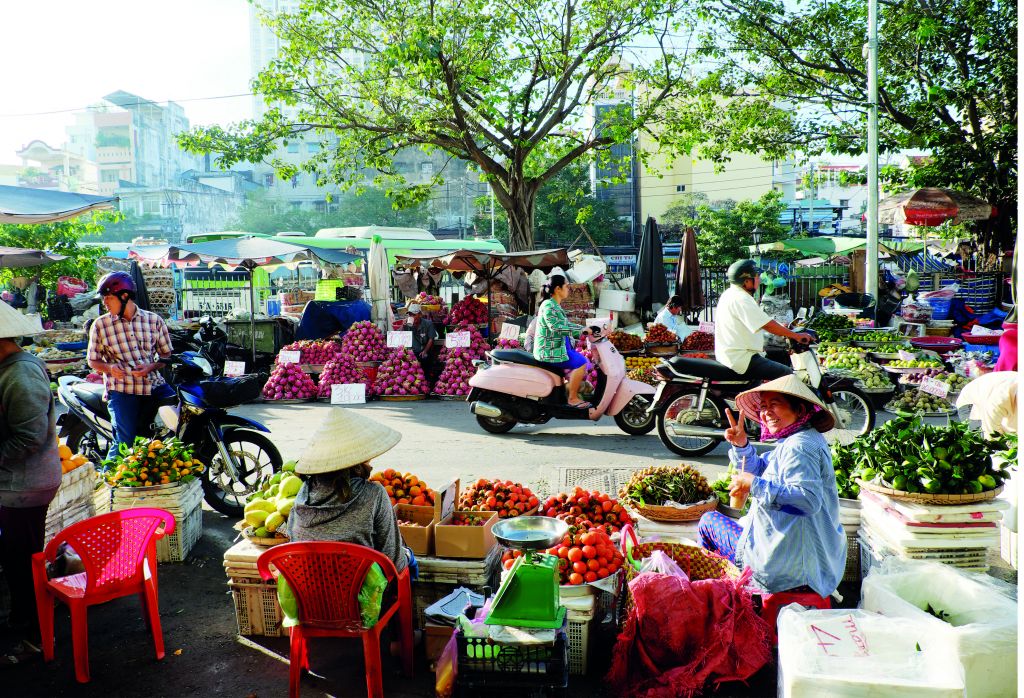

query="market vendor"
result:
[654,295,693,341]
[406,303,437,361]
[286,408,413,576]
[697,375,845,599]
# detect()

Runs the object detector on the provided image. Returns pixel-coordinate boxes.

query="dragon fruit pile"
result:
[495,337,522,350]
[565,337,598,391]
[448,295,488,325]
[433,324,488,396]
[373,348,431,396]
[316,354,371,398]
[340,321,388,362]
[413,292,448,323]
[279,339,342,365]
[262,362,318,400]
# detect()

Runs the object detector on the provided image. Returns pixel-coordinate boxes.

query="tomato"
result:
[587,559,600,572]
[581,545,597,559]
[584,571,597,583]
[557,546,570,559]
[568,573,584,585]
[567,547,583,563]
[580,532,598,547]
[597,567,609,579]
[601,500,614,512]
[503,559,516,571]
[572,561,587,574]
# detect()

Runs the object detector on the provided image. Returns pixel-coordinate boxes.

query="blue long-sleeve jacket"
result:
[729,428,846,597]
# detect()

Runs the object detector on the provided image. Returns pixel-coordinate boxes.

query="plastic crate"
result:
[156,504,203,563]
[455,623,568,692]
[843,533,861,583]
[229,576,285,637]
[566,607,595,675]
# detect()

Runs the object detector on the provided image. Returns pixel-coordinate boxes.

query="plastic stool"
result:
[760,589,831,644]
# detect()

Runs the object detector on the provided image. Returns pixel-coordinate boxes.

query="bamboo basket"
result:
[857,479,1003,505]
[378,394,427,401]
[240,525,291,547]
[627,495,718,522]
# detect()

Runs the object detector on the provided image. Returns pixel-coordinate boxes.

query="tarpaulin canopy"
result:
[395,248,570,274]
[747,236,868,257]
[0,246,67,268]
[0,185,117,224]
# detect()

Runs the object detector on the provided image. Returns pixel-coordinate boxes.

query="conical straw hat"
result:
[0,301,43,339]
[735,374,835,433]
[295,407,401,475]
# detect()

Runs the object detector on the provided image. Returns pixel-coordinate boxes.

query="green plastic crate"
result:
[225,320,283,354]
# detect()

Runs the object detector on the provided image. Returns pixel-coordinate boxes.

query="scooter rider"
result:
[715,260,814,381]
[86,272,174,461]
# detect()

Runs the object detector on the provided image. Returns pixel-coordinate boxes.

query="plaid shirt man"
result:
[87,308,173,396]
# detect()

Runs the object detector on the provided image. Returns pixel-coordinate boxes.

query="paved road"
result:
[234,400,733,493]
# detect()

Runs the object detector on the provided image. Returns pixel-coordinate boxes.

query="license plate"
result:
[650,383,665,411]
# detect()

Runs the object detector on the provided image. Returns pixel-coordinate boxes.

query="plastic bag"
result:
[57,276,88,298]
[434,633,458,698]
[277,576,300,628]
[357,562,388,628]
[637,549,689,579]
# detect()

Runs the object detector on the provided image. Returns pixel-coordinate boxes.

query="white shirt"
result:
[714,285,773,373]
[654,306,693,341]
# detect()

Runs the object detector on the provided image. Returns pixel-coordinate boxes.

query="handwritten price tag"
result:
[330,383,366,404]
[387,331,413,348]
[223,360,246,377]
[920,377,950,398]
[499,323,520,340]
[278,350,301,365]
[446,331,470,348]
[698,321,715,334]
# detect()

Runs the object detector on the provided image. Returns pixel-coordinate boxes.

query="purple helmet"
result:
[95,272,136,300]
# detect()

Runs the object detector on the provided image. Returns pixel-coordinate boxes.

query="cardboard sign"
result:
[387,331,413,348]
[446,331,470,348]
[330,383,366,404]
[278,350,301,365]
[223,360,246,377]
[698,321,715,334]
[898,350,917,361]
[499,323,520,340]
[920,377,950,398]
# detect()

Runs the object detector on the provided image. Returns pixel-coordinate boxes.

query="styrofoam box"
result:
[861,559,1017,698]
[778,607,965,698]
[598,289,635,312]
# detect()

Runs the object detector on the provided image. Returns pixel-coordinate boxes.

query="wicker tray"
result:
[432,394,468,401]
[241,526,290,547]
[886,405,957,418]
[857,384,895,394]
[378,394,427,401]
[628,495,718,522]
[857,479,1003,505]
[644,343,679,357]
[883,365,943,374]
[260,398,316,404]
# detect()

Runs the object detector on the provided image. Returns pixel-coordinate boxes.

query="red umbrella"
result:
[674,226,705,314]
[877,187,995,227]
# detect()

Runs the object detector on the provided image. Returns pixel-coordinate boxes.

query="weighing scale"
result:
[485,516,568,629]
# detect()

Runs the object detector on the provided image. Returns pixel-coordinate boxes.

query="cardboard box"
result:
[395,503,435,556]
[424,621,455,662]
[433,479,499,559]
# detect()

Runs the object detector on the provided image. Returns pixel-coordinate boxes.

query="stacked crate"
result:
[224,538,286,637]
[44,465,97,544]
[111,479,203,562]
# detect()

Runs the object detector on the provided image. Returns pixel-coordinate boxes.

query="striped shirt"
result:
[729,428,846,597]
[88,307,173,396]
[533,298,584,363]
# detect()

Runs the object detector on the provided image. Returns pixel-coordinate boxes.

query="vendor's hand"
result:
[418,351,428,360]
[724,409,749,448]
[130,362,156,378]
[729,471,754,497]
[108,365,127,379]
[793,332,813,345]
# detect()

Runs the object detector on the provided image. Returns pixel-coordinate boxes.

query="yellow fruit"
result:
[264,512,285,533]
[277,497,295,517]
[279,475,302,498]
[245,509,270,528]
[245,499,277,515]
[58,444,73,460]
[253,526,270,538]
[70,454,88,466]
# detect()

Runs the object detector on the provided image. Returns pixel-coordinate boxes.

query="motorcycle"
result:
[170,315,274,375]
[467,328,657,435]
[57,352,281,516]
[648,338,875,456]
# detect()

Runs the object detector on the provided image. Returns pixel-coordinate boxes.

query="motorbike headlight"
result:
[193,357,214,376]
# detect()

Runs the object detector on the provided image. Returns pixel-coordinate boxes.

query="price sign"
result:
[920,377,950,398]
[698,321,715,334]
[446,331,470,348]
[897,350,917,361]
[387,331,413,348]
[278,350,301,365]
[499,323,520,340]
[223,360,246,377]
[330,383,366,404]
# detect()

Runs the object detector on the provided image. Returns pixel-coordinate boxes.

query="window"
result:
[263,173,275,187]
[291,201,303,210]
[676,185,686,192]
[314,200,327,213]
[143,197,161,215]
[286,142,299,154]
[839,199,850,208]
[100,170,119,183]
[291,174,300,188]
[419,162,434,177]
[307,142,320,154]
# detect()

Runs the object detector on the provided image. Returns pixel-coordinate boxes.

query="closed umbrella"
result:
[633,216,669,318]
[674,226,704,318]
[368,235,393,332]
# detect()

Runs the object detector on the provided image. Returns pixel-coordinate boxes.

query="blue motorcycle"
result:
[58,352,280,516]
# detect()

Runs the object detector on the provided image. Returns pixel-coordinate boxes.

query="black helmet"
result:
[727,259,762,285]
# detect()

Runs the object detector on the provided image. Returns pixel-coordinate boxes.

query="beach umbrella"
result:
[368,235,393,332]
[878,188,995,227]
[633,216,668,318]
[673,227,705,317]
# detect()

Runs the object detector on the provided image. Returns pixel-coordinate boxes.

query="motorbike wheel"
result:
[826,387,875,445]
[200,430,283,516]
[613,395,656,436]
[64,419,110,467]
[656,391,726,457]
[476,414,517,434]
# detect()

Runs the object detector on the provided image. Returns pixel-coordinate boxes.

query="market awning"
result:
[395,248,570,274]
[746,236,868,257]
[0,246,67,268]
[130,237,360,269]
[0,185,117,224]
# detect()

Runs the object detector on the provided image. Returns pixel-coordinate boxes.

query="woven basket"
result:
[857,479,1003,505]
[241,526,290,547]
[628,495,718,522]
[432,394,468,401]
[644,342,678,357]
[378,394,427,401]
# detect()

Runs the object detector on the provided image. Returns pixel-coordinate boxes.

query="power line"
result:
[0,92,255,119]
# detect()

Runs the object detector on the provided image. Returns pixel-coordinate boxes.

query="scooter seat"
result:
[665,357,748,382]
[490,349,566,375]
[71,383,109,418]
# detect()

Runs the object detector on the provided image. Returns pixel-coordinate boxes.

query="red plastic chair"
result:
[257,541,414,698]
[760,589,832,644]
[30,508,176,683]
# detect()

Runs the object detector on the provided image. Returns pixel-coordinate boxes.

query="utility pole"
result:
[865,0,880,299]
[808,162,815,235]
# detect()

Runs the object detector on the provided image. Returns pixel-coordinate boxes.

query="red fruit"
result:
[546,507,558,518]
[503,559,515,571]
[567,548,583,563]
[581,532,598,547]
[584,571,597,583]
[601,500,613,512]
[557,546,569,559]
[568,573,584,585]
[598,568,609,579]
[587,559,600,572]
[572,561,587,574]
[582,545,597,559]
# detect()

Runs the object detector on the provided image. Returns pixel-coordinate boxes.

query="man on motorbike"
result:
[715,259,814,381]
[86,272,173,461]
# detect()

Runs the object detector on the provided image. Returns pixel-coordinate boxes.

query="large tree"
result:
[664,0,1016,257]
[179,0,696,251]
[227,189,431,235]
[0,213,113,288]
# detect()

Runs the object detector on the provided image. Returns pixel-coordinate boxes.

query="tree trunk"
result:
[504,185,537,253]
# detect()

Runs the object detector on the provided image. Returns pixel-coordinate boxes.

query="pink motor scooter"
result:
[467,329,656,435]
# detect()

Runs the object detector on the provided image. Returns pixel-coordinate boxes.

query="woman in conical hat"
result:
[696,375,846,599]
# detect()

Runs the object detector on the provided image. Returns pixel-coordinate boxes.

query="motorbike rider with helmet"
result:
[715,259,815,381]
[86,272,174,461]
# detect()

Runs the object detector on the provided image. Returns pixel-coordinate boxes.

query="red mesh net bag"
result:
[606,567,772,698]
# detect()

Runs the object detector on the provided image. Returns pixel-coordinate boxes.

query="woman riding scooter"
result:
[533,273,593,408]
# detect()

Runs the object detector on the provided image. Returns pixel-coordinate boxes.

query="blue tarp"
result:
[0,185,117,224]
[297,300,372,340]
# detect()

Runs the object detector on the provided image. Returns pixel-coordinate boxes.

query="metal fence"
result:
[176,280,317,318]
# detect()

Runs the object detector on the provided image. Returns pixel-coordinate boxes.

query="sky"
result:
[0,0,253,166]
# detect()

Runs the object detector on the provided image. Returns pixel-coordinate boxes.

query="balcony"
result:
[97,147,132,164]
